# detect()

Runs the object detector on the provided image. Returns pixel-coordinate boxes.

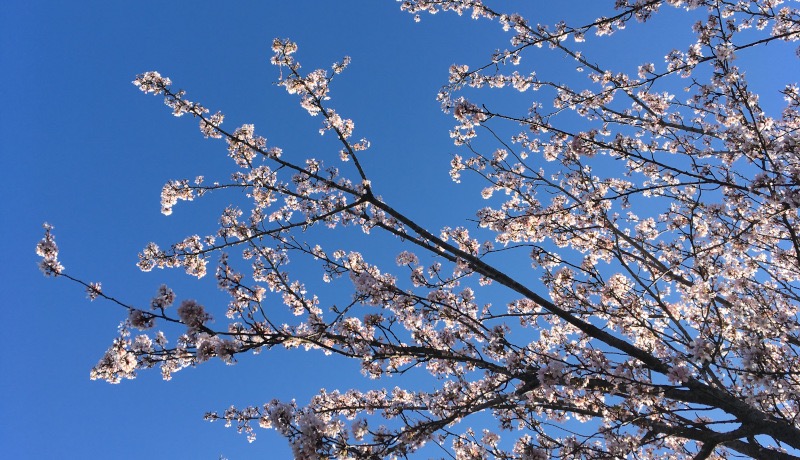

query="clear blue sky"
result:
[2,1,796,458]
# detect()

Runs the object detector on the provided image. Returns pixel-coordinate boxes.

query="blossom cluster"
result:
[35,223,63,276]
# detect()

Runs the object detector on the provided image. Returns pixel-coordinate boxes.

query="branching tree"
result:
[37,1,800,458]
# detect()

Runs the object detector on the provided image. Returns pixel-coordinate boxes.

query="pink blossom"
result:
[177,299,211,333]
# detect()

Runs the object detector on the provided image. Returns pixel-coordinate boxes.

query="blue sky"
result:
[3,1,798,459]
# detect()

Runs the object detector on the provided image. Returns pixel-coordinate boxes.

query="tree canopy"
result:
[38,1,800,458]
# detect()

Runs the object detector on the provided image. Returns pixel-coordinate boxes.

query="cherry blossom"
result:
[39,1,800,459]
